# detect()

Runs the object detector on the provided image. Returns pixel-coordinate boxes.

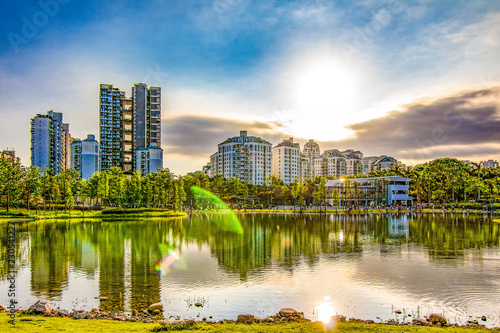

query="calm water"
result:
[1,213,499,326]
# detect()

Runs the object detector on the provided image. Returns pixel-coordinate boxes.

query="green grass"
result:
[2,314,498,332]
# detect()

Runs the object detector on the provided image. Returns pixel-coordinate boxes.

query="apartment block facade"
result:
[136,144,163,176]
[99,84,125,171]
[314,149,347,178]
[342,149,364,176]
[71,134,100,180]
[303,139,320,179]
[211,131,272,185]
[99,83,162,173]
[30,110,70,174]
[272,138,301,184]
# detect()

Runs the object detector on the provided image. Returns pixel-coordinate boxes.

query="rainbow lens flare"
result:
[155,248,179,276]
[191,186,243,234]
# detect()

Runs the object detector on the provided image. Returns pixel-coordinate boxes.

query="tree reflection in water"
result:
[0,214,498,313]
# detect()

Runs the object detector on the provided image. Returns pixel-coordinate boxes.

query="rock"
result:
[152,309,161,315]
[94,296,108,300]
[194,302,203,307]
[73,312,87,320]
[365,320,375,324]
[56,309,70,317]
[395,309,402,314]
[237,314,255,324]
[428,313,447,325]
[481,316,487,321]
[413,318,430,326]
[28,299,53,313]
[91,308,99,313]
[0,304,7,312]
[254,317,263,323]
[148,302,163,312]
[279,308,297,317]
[263,318,274,323]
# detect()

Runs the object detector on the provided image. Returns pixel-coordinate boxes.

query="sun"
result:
[294,59,355,112]
[285,56,357,141]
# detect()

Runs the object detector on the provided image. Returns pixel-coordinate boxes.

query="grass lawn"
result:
[2,314,498,332]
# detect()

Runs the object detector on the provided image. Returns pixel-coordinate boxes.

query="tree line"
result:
[1,157,499,211]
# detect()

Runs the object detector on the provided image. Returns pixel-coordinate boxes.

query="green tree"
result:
[0,157,23,211]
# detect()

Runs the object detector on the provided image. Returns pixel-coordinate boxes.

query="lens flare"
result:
[155,248,179,276]
[190,186,243,234]
[315,297,337,330]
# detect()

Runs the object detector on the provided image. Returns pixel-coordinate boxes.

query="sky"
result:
[1,0,500,175]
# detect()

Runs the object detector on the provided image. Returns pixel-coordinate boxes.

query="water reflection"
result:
[0,213,499,322]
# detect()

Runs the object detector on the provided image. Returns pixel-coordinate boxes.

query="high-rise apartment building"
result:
[122,97,134,172]
[314,149,346,178]
[99,84,125,171]
[30,110,69,174]
[211,130,272,185]
[71,134,100,180]
[303,139,320,179]
[61,123,71,171]
[99,83,162,173]
[272,138,301,184]
[341,149,364,176]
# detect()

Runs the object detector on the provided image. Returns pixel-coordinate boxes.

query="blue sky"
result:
[1,0,500,174]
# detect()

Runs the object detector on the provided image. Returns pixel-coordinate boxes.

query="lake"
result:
[1,213,499,326]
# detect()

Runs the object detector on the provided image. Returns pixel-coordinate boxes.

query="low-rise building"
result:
[325,176,412,206]
[481,160,499,168]
[1,149,20,163]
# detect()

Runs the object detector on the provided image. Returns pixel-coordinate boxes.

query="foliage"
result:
[1,157,499,211]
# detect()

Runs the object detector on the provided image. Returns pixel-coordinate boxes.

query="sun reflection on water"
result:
[315,297,338,331]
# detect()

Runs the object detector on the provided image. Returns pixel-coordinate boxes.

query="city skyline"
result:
[1,1,500,175]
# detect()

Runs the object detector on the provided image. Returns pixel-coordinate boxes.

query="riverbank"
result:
[1,207,498,222]
[0,208,187,221]
[2,313,498,332]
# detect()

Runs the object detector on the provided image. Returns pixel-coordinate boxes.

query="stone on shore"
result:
[428,313,447,325]
[28,299,53,313]
[279,308,297,317]
[0,304,7,312]
[413,318,430,326]
[148,302,163,312]
[73,311,88,320]
[237,314,255,324]
[56,309,70,317]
